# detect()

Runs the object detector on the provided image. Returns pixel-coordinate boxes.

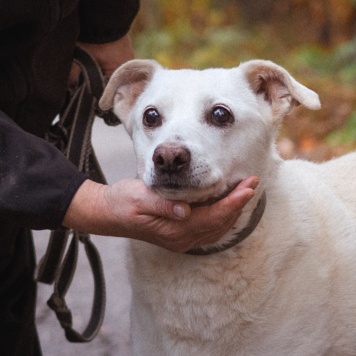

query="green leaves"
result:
[327,112,356,145]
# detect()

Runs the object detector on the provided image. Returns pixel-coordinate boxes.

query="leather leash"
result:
[36,46,119,342]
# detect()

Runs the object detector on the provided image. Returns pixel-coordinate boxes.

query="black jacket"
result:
[0,1,139,355]
[0,0,139,230]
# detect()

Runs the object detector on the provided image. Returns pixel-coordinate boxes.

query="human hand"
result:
[63,177,259,253]
[105,177,259,252]
[68,34,134,86]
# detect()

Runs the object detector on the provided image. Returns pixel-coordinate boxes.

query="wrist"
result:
[62,179,111,235]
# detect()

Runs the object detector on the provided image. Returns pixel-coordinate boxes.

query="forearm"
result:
[62,179,117,236]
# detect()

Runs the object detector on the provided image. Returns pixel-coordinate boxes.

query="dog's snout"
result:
[153,144,191,174]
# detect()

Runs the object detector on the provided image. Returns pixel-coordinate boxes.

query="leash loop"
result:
[36,46,114,343]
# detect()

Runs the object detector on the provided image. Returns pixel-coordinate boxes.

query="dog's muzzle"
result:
[152,143,192,189]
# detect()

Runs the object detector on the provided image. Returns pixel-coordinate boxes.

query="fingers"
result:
[235,176,260,191]
[190,186,254,230]
[183,177,260,248]
[192,176,259,218]
[224,176,259,209]
[68,62,81,87]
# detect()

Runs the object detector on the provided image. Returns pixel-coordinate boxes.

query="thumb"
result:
[156,198,192,220]
[140,188,192,220]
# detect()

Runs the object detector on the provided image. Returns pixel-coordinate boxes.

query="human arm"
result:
[0,110,88,230]
[62,177,258,253]
[0,0,140,230]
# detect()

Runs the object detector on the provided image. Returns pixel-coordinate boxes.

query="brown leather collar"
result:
[185,191,266,256]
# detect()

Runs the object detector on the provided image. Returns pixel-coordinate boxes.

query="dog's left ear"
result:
[241,60,321,121]
[99,59,162,122]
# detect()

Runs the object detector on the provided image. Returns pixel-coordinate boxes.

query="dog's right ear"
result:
[99,59,161,122]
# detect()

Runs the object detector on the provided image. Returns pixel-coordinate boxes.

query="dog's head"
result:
[100,60,320,203]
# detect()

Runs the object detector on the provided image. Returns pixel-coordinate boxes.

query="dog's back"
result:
[317,152,356,217]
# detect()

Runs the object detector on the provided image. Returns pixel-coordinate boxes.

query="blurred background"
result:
[132,0,356,161]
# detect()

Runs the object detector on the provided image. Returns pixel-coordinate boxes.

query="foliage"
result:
[327,111,356,145]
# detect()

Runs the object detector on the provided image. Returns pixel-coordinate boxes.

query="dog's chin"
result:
[152,182,240,206]
[189,184,238,208]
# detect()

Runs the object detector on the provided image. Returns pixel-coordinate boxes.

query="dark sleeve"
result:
[78,0,140,43]
[0,110,88,230]
[0,0,140,56]
[0,1,78,59]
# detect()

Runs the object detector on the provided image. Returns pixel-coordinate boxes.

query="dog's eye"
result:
[143,108,162,128]
[210,106,234,126]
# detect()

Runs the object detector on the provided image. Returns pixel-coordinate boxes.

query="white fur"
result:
[100,60,356,355]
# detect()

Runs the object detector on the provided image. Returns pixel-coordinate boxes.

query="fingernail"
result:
[250,178,260,190]
[173,204,186,219]
[246,189,256,199]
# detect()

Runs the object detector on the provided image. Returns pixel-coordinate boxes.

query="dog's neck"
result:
[185,191,266,256]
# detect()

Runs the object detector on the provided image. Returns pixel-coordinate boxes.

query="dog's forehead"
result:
[147,67,244,100]
[131,66,260,131]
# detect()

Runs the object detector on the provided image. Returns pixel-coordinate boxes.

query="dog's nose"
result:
[153,144,191,174]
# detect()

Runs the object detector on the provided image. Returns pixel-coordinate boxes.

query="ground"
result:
[35,121,136,356]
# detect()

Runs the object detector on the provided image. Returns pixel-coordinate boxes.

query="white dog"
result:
[100,59,356,356]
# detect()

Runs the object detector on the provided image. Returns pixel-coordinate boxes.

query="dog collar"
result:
[185,191,266,256]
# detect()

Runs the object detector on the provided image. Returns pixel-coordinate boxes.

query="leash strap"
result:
[36,46,119,342]
[46,232,106,342]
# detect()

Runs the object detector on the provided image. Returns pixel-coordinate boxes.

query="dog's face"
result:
[100,60,320,203]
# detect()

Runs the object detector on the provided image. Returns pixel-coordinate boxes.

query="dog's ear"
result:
[99,59,161,121]
[241,60,321,121]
